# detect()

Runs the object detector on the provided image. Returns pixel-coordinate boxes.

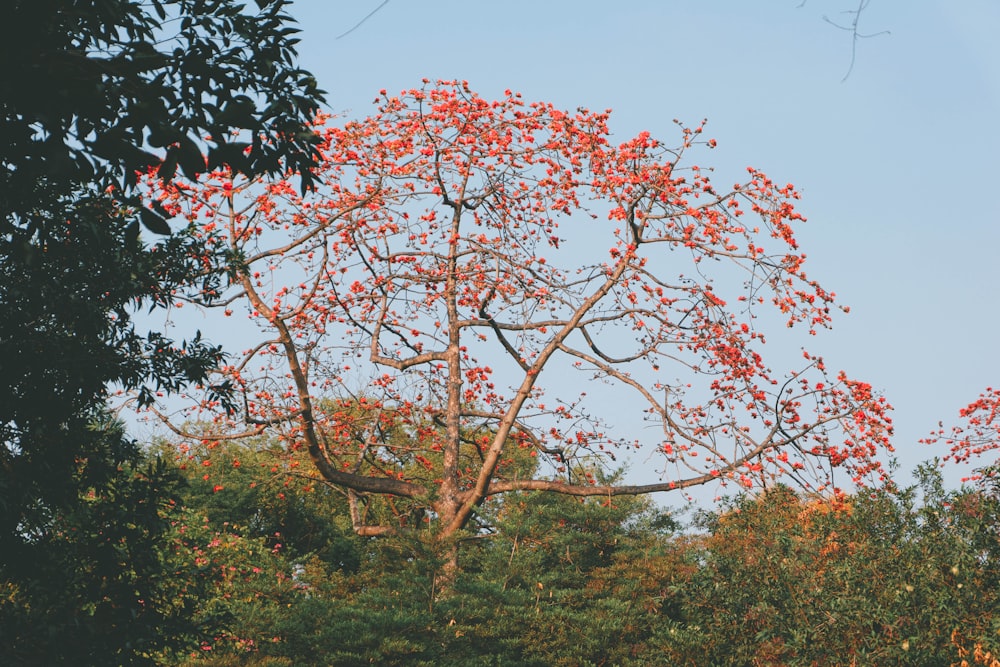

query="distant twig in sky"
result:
[337,0,391,40]
[798,0,891,81]
[824,0,891,81]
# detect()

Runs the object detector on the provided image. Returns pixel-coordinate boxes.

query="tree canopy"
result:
[1,1,325,662]
[147,438,1000,665]
[1,0,324,200]
[148,82,893,550]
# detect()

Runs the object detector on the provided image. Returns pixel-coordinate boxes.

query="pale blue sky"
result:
[140,2,999,501]
[279,1,1000,489]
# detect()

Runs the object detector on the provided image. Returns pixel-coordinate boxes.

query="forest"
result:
[3,1,1000,665]
[11,434,1000,665]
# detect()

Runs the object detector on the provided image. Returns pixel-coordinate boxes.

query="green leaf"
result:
[176,134,207,178]
[216,97,259,129]
[157,148,178,182]
[139,207,171,235]
[125,219,140,246]
[208,141,251,172]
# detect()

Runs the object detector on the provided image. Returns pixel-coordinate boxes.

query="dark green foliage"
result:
[164,448,687,666]
[678,466,1000,665]
[158,453,1000,666]
[1,419,205,665]
[1,0,325,197]
[1,1,325,661]
[0,196,226,661]
[0,185,228,558]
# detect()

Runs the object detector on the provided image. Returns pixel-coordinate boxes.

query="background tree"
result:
[155,436,365,663]
[160,434,686,666]
[678,466,1000,665]
[152,82,893,566]
[159,434,1000,665]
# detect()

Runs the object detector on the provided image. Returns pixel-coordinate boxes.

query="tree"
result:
[0,418,209,665]
[0,184,227,529]
[1,0,326,523]
[1,0,325,660]
[925,388,1000,485]
[150,81,893,560]
[149,430,1000,665]
[158,434,684,666]
[679,466,1000,665]
[1,0,324,199]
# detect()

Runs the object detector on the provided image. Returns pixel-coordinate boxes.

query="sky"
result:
[279,0,1000,491]
[144,1,1000,499]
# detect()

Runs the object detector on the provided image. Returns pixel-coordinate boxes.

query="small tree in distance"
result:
[149,81,893,550]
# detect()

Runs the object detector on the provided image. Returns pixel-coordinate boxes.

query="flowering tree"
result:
[926,388,1000,483]
[150,82,893,541]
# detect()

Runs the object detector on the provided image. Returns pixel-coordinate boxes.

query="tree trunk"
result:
[432,538,460,599]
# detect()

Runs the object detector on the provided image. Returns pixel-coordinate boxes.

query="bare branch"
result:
[336,0,390,40]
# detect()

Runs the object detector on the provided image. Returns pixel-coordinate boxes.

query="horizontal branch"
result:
[151,407,267,441]
[313,467,426,499]
[476,470,724,498]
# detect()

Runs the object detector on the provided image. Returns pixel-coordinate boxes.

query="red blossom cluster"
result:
[924,387,1000,482]
[144,81,893,537]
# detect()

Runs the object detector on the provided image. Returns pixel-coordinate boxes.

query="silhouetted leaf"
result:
[139,207,171,235]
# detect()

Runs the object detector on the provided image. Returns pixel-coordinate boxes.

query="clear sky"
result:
[145,1,1000,498]
[282,0,1000,490]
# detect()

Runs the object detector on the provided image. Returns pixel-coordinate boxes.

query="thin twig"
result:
[822,0,891,82]
[336,0,390,39]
